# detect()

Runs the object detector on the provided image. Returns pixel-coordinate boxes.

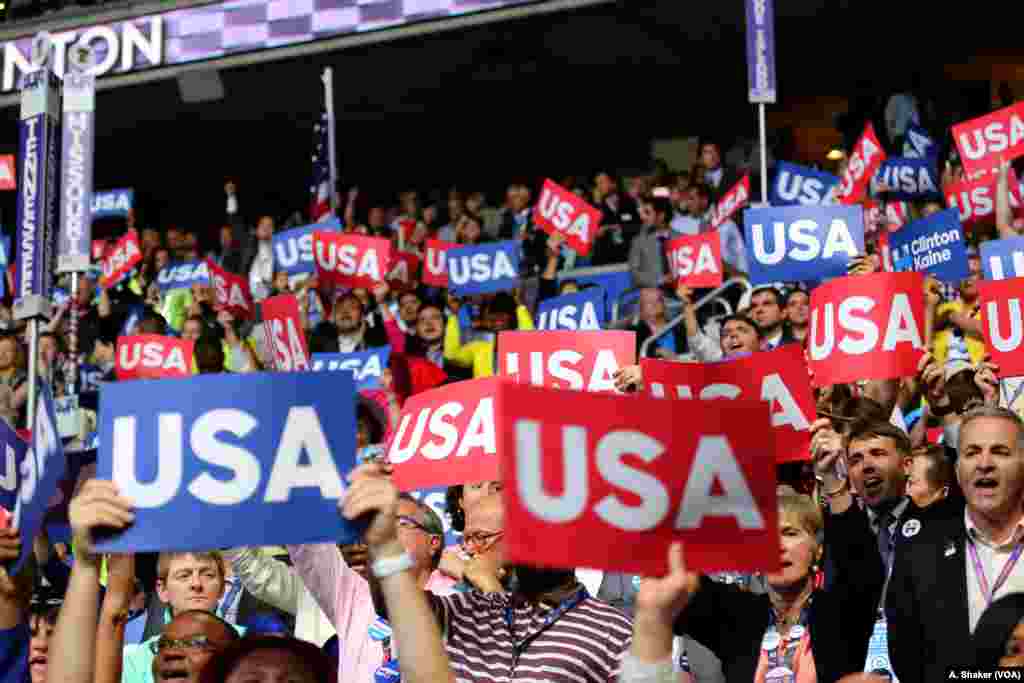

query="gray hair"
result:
[958,406,1024,453]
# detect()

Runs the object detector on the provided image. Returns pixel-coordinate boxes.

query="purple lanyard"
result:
[967,538,1024,606]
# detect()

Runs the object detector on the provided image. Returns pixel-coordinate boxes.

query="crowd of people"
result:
[2,94,1024,683]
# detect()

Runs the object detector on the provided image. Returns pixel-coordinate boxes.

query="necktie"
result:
[877,513,894,572]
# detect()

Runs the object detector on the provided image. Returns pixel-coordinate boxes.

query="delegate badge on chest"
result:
[375,660,401,683]
[765,665,795,683]
[762,631,782,651]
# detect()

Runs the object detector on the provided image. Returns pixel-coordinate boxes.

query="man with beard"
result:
[887,407,1024,683]
[358,464,632,682]
[333,293,388,353]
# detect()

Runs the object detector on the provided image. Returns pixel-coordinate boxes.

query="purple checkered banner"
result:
[1,0,528,92]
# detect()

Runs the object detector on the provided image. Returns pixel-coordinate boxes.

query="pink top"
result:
[287,543,454,683]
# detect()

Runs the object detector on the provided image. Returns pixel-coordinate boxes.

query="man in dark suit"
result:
[886,407,1024,683]
[699,142,741,202]
[817,420,947,589]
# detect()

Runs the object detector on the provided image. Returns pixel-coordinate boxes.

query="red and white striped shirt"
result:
[431,588,632,683]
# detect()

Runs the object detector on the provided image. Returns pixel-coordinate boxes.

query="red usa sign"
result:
[710,174,750,229]
[387,251,421,292]
[808,271,925,386]
[946,168,1023,228]
[533,179,602,256]
[389,377,503,491]
[0,155,15,191]
[115,334,194,381]
[953,102,1024,179]
[838,123,886,205]
[91,239,108,262]
[261,295,310,372]
[497,330,635,394]
[864,200,909,235]
[666,232,723,288]
[313,231,391,289]
[979,277,1024,377]
[206,258,253,320]
[641,344,814,463]
[423,240,456,288]
[500,383,778,576]
[100,230,143,289]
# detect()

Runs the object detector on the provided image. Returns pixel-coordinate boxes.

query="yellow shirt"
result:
[933,300,985,366]
[443,305,534,378]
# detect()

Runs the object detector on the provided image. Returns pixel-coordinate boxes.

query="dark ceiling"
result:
[0,0,1014,231]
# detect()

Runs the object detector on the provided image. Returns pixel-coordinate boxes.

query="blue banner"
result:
[903,124,936,160]
[743,205,865,285]
[91,189,133,218]
[889,208,969,283]
[9,385,64,570]
[311,346,391,392]
[537,287,606,331]
[447,241,520,296]
[744,0,776,104]
[871,157,941,200]
[58,67,96,274]
[95,372,362,552]
[0,235,10,299]
[272,219,341,277]
[0,417,24,521]
[770,162,840,206]
[155,260,211,292]
[981,236,1024,281]
[79,364,106,393]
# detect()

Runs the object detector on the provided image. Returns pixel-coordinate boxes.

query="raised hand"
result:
[69,479,135,564]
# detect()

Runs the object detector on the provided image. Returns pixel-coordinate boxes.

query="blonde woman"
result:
[621,495,883,683]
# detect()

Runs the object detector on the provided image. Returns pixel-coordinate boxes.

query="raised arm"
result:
[221,547,300,616]
[341,462,454,683]
[95,554,135,683]
[47,480,134,683]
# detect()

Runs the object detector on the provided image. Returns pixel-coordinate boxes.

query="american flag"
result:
[309,109,332,222]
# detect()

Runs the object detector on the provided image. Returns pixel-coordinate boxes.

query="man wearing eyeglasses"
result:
[148,611,239,683]
[286,492,454,683]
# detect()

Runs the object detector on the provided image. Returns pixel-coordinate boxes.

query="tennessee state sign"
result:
[261,295,310,372]
[532,179,602,256]
[497,330,635,394]
[641,344,814,463]
[807,271,925,386]
[953,102,1024,178]
[979,277,1024,377]
[838,123,886,205]
[388,377,503,491]
[499,383,778,576]
[313,231,391,289]
[115,335,194,381]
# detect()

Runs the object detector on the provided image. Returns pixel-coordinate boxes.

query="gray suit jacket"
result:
[628,226,670,289]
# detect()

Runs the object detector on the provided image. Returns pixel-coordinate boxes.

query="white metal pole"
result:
[758,102,768,204]
[26,318,38,430]
[323,67,338,214]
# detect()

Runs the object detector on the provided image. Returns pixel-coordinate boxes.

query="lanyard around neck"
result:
[967,536,1024,606]
[505,587,589,658]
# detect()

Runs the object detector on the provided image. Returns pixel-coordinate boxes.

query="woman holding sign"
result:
[619,495,883,683]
